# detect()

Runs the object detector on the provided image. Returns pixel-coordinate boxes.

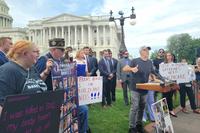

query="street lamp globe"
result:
[129,19,136,25]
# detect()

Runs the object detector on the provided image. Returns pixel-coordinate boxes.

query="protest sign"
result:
[151,98,174,133]
[78,76,103,106]
[159,63,189,83]
[0,90,64,133]
[51,62,79,133]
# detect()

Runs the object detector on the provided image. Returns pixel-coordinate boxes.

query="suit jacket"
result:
[117,57,132,82]
[87,56,98,76]
[0,51,9,66]
[111,58,118,78]
[98,58,112,82]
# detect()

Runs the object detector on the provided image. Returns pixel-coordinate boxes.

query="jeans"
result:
[129,90,147,128]
[143,90,155,121]
[78,105,88,133]
[121,80,132,105]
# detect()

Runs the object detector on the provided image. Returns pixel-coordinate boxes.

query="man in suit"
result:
[83,46,98,76]
[98,49,113,107]
[89,48,98,76]
[107,49,118,102]
[0,37,12,66]
[117,50,132,105]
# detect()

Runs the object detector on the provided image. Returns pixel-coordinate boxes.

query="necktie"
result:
[109,59,113,72]
[105,59,111,73]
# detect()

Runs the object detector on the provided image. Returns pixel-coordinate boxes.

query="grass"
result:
[88,89,181,133]
[88,89,130,133]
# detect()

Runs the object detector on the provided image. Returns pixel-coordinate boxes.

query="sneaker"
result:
[142,118,146,122]
[136,124,146,133]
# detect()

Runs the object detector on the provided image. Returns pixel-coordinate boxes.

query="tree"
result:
[150,50,158,60]
[166,33,200,64]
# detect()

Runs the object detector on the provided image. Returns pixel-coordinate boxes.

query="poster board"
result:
[0,90,64,133]
[78,76,103,106]
[151,98,174,133]
[51,62,79,133]
[159,63,189,83]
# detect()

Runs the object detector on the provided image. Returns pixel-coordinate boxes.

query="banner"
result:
[151,98,174,133]
[159,63,189,83]
[0,90,64,133]
[78,76,103,106]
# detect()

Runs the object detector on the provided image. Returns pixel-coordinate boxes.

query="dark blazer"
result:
[0,51,9,66]
[98,58,111,82]
[111,58,118,76]
[88,56,98,76]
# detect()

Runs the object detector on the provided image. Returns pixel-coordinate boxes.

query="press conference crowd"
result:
[0,37,200,133]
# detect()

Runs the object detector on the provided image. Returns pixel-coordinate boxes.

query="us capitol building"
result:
[0,0,121,59]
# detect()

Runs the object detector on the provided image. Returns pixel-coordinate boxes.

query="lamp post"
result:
[109,7,136,56]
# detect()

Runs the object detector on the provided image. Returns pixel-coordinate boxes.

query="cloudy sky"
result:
[5,0,200,53]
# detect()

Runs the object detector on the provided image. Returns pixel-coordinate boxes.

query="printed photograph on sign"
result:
[51,62,79,133]
[151,98,174,133]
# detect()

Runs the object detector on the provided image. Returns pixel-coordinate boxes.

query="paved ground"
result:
[145,105,200,133]
[171,108,200,133]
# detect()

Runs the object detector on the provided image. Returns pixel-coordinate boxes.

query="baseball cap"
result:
[139,46,151,52]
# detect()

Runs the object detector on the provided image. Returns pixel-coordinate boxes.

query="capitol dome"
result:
[0,0,13,28]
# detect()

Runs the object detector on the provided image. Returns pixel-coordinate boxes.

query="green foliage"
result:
[166,33,200,64]
[150,50,158,60]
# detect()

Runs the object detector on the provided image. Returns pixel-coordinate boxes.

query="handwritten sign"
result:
[159,63,189,83]
[0,90,64,133]
[78,76,103,106]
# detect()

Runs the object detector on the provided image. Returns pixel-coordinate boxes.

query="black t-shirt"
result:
[130,58,155,94]
[0,61,47,105]
[153,57,164,73]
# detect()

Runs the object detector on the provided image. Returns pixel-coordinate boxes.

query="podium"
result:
[136,83,179,92]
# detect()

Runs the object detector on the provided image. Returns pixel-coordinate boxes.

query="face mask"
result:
[124,55,128,58]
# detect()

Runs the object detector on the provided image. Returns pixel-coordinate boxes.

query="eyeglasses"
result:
[32,50,40,53]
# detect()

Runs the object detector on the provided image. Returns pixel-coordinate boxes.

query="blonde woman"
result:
[74,49,89,133]
[74,49,89,76]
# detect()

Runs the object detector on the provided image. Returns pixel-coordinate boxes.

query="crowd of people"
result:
[0,36,200,133]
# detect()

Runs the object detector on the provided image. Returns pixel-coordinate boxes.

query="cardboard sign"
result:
[0,90,64,133]
[151,98,174,133]
[78,76,103,106]
[159,63,189,83]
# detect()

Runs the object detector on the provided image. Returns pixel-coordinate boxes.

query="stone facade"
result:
[0,0,121,59]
